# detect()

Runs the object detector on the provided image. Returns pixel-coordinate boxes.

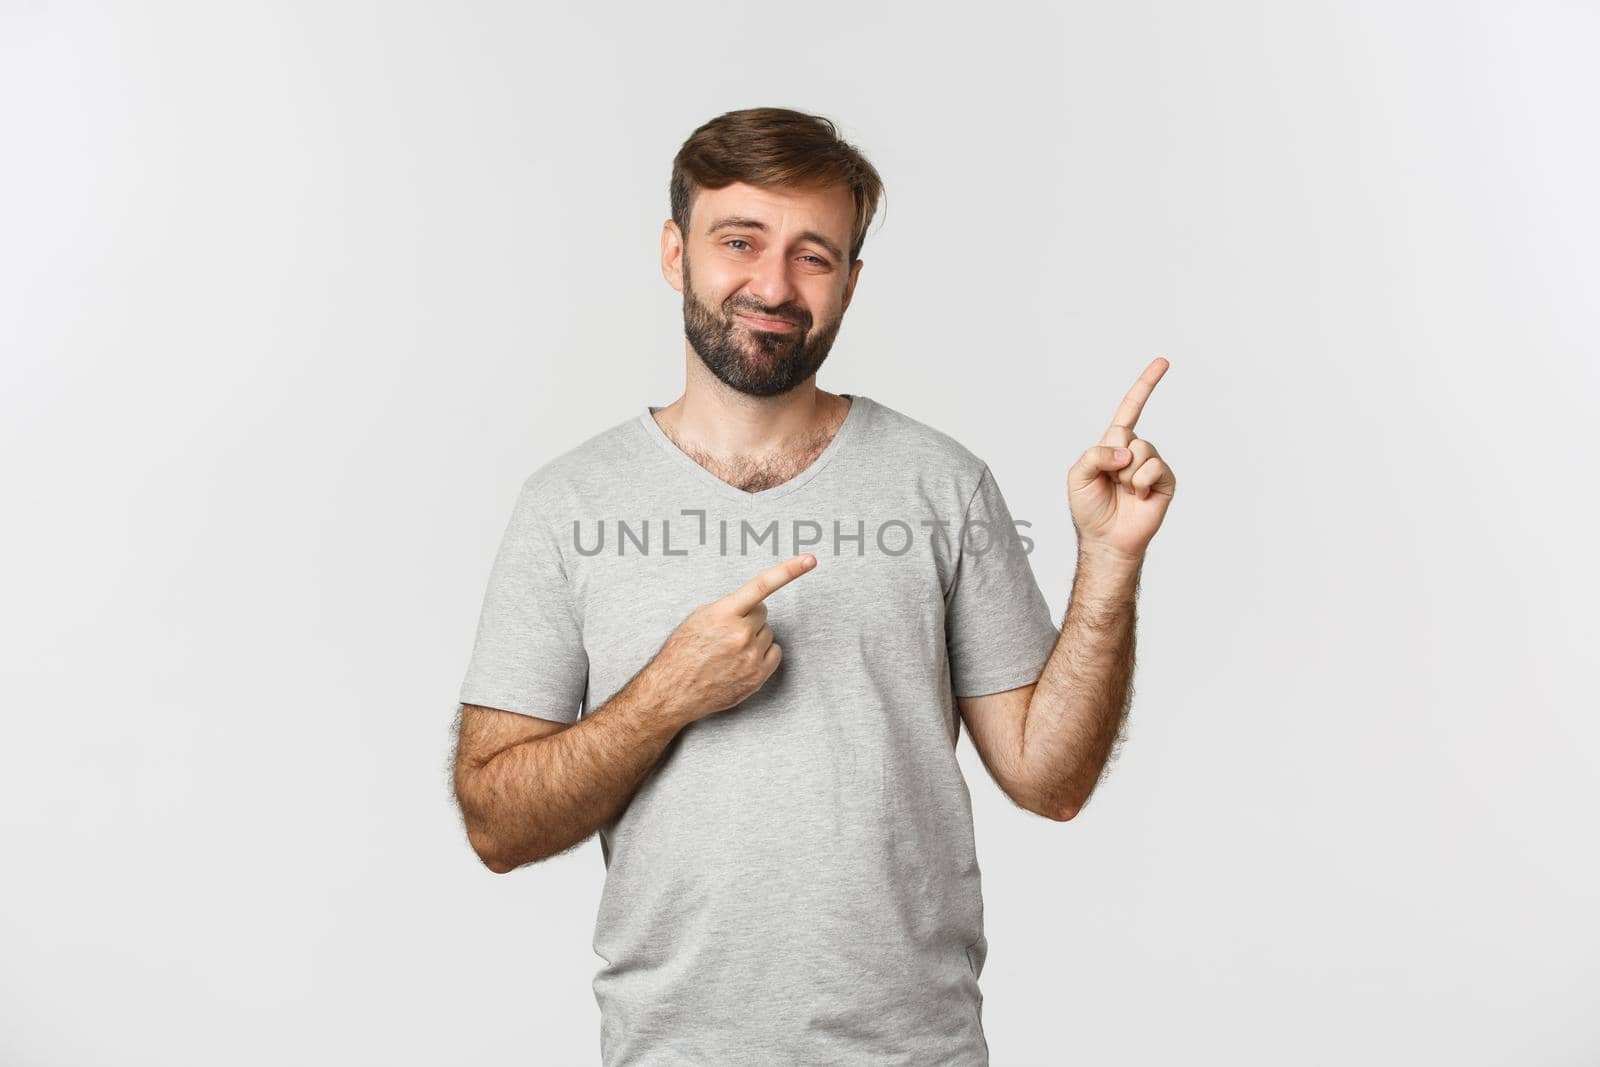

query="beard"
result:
[681,254,844,398]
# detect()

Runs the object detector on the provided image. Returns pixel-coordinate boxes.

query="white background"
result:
[3,2,1596,1064]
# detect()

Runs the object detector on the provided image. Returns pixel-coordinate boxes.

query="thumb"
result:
[1068,445,1132,493]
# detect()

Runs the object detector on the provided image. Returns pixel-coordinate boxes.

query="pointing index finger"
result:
[1109,357,1170,431]
[725,553,817,614]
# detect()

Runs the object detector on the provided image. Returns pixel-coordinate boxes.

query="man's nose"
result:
[743,251,799,311]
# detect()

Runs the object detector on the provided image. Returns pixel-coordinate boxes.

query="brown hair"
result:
[670,107,886,264]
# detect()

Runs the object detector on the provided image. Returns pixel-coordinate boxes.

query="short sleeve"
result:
[945,465,1061,698]
[458,478,590,724]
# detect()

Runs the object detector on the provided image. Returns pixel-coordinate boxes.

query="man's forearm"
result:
[1020,546,1142,819]
[461,668,689,872]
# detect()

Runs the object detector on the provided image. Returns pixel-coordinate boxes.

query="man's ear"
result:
[661,220,685,293]
[841,258,864,313]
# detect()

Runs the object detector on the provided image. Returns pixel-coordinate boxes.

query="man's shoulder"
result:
[516,408,644,504]
[861,394,990,481]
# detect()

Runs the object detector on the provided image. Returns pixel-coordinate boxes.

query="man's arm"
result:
[453,665,690,873]
[452,553,818,873]
[959,357,1175,821]
[959,545,1139,821]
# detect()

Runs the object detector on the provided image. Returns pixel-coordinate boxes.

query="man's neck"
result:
[655,354,849,461]
[650,353,853,493]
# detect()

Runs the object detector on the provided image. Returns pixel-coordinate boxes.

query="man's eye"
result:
[802,255,827,265]
[725,239,751,251]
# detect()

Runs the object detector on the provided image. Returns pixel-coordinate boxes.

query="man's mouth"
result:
[737,312,800,332]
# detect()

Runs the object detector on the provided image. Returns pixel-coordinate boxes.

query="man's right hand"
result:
[646,553,818,728]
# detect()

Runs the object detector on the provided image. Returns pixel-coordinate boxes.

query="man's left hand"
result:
[1066,357,1178,564]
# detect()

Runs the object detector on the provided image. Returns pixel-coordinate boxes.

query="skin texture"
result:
[956,358,1177,820]
[655,392,850,495]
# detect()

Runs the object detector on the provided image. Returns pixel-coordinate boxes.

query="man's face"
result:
[665,180,863,398]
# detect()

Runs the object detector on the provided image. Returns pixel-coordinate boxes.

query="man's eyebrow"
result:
[706,215,846,263]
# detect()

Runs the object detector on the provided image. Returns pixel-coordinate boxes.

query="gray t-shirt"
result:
[459,393,1060,1065]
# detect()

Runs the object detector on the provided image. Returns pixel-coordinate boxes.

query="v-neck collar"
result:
[636,393,871,505]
